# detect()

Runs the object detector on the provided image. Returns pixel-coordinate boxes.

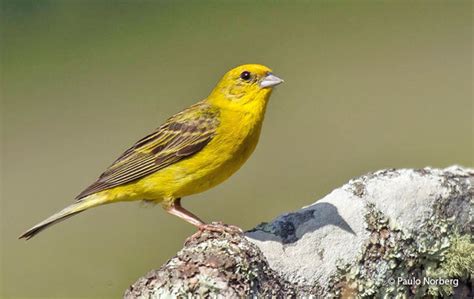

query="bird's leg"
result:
[163,198,242,243]
[162,198,205,228]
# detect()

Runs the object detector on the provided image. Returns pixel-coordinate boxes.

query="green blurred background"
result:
[1,1,472,298]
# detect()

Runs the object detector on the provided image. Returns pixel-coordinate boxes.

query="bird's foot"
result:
[185,221,243,244]
[199,221,243,233]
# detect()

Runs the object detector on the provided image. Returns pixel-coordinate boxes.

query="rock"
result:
[124,227,319,298]
[125,166,474,298]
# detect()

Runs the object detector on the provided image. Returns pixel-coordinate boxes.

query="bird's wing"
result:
[75,102,219,200]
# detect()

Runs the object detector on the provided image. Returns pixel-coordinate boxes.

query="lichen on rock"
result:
[328,167,473,298]
[125,166,473,298]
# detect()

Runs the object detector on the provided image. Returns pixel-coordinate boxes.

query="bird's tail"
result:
[19,194,108,240]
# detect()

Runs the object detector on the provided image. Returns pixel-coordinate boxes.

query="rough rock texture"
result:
[124,227,320,298]
[125,166,473,298]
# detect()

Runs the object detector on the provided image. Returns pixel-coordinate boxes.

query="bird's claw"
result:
[185,222,243,244]
[199,221,243,233]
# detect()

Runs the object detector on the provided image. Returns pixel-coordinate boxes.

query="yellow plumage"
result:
[20,64,283,239]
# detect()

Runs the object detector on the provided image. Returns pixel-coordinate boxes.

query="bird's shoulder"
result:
[114,101,219,159]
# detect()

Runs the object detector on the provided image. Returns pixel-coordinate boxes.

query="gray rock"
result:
[125,166,473,298]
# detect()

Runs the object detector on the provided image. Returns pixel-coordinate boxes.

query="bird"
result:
[19,64,283,240]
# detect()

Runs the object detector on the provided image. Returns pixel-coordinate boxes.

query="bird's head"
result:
[208,64,283,111]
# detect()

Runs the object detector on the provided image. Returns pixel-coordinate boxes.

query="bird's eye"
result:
[240,71,251,81]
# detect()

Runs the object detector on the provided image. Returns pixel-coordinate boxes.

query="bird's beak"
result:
[260,73,284,88]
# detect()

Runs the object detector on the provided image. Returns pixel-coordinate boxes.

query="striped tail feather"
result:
[19,194,107,240]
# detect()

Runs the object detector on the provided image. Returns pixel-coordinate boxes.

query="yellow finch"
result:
[19,64,283,240]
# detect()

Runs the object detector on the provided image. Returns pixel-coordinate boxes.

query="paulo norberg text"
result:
[397,277,459,287]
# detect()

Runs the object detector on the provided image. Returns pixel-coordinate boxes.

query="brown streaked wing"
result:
[75,102,219,200]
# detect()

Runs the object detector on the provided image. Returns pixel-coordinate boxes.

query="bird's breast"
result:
[170,110,263,197]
